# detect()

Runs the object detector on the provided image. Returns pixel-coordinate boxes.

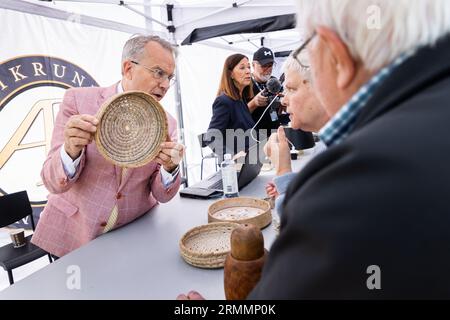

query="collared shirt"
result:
[60,81,179,188]
[319,51,416,147]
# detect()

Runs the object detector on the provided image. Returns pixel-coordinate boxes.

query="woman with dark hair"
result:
[207,54,255,157]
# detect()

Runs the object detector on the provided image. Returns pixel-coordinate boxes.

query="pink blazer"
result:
[31,84,180,257]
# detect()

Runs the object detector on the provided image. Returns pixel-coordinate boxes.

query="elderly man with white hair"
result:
[248,0,450,299]
[264,53,329,216]
[179,0,450,300]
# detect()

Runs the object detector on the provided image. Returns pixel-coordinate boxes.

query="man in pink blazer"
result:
[32,35,185,257]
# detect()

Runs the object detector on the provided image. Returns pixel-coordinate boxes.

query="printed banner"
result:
[0,8,131,228]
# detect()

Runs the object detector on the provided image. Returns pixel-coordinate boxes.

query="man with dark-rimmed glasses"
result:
[32,35,185,258]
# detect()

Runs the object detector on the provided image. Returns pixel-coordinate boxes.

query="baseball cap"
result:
[253,47,274,66]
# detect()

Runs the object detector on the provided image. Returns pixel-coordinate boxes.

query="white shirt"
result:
[60,81,178,188]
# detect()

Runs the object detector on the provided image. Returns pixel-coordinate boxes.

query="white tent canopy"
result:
[11,0,300,51]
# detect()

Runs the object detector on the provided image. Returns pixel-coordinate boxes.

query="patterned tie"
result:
[103,167,127,233]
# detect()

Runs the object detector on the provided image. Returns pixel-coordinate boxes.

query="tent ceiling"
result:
[8,0,301,52]
[159,0,298,44]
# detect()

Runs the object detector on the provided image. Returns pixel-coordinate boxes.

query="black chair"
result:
[0,191,52,285]
[198,133,219,180]
[283,127,316,150]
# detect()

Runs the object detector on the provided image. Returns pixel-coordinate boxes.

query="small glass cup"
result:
[10,228,26,248]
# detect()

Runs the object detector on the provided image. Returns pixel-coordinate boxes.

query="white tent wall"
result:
[176,43,233,183]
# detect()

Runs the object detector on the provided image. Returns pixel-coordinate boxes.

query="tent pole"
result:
[171,49,188,186]
[166,4,189,186]
[122,2,167,28]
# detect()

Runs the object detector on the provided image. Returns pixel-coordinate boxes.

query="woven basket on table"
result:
[95,91,168,168]
[180,222,241,269]
[208,197,272,229]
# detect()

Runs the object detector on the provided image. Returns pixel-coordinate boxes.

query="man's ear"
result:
[122,60,133,79]
[316,26,356,89]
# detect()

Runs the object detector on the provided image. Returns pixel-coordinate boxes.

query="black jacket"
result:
[249,35,450,299]
[207,94,255,156]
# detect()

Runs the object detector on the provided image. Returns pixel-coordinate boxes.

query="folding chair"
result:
[0,191,53,285]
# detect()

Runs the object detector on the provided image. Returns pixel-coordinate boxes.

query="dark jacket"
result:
[251,77,290,132]
[207,94,255,157]
[249,35,450,299]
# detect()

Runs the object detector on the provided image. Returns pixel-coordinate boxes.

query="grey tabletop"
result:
[0,145,322,300]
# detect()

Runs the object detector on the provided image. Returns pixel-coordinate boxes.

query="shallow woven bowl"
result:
[208,197,272,229]
[95,91,168,168]
[180,222,240,269]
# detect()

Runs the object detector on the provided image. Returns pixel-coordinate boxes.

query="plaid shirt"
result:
[319,51,415,147]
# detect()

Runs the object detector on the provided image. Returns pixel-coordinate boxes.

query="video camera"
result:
[261,77,283,122]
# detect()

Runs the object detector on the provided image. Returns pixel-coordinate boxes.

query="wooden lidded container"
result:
[224,223,268,300]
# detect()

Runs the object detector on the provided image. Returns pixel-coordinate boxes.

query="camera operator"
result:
[247,47,287,135]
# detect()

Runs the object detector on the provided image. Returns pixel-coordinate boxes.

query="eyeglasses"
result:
[292,31,317,68]
[131,60,176,86]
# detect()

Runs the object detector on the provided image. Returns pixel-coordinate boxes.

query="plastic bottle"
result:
[221,154,239,198]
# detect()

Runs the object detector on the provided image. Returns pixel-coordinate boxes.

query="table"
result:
[0,145,321,299]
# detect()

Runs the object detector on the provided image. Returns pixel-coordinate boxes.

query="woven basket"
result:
[208,197,272,229]
[180,222,240,269]
[95,91,168,168]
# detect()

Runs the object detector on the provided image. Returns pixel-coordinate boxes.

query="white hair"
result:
[121,34,174,62]
[296,0,450,71]
[282,52,312,82]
